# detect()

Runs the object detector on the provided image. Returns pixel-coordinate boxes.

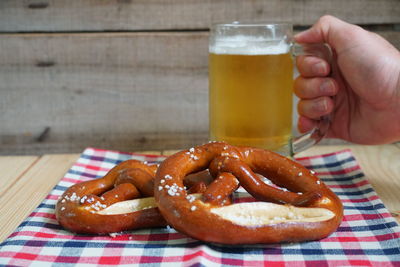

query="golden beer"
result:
[209,52,294,151]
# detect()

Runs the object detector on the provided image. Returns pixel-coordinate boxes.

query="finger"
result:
[294,77,338,99]
[297,97,334,119]
[298,116,317,133]
[294,15,347,44]
[296,56,330,77]
[294,15,362,51]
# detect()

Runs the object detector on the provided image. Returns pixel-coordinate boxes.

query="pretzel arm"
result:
[187,181,207,194]
[209,156,301,204]
[100,183,141,205]
[202,172,238,206]
[115,168,154,197]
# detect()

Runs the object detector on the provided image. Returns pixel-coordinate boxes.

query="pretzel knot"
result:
[56,160,167,234]
[154,142,343,244]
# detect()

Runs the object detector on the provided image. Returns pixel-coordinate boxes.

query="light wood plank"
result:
[297,144,400,221]
[0,156,39,198]
[0,154,79,242]
[0,0,399,32]
[0,31,399,155]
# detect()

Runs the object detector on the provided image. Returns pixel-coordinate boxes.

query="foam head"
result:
[210,35,290,55]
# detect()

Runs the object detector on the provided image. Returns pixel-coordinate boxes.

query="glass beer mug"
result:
[209,22,331,156]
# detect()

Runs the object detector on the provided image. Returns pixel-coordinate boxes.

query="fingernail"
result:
[312,62,327,75]
[320,80,335,95]
[315,98,328,112]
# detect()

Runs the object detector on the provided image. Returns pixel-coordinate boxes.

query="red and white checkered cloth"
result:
[1,147,399,266]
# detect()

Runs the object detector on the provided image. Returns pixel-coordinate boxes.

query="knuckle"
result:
[293,77,303,90]
[318,15,335,24]
[295,55,307,68]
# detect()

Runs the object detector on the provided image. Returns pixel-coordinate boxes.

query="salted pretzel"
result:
[154,142,343,244]
[56,159,226,234]
[56,160,167,234]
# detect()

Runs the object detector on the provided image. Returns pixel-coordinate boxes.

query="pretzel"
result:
[154,142,343,244]
[56,160,167,234]
[56,159,223,234]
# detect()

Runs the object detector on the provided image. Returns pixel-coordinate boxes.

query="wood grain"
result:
[0,154,79,242]
[0,0,399,32]
[0,31,399,155]
[0,156,38,198]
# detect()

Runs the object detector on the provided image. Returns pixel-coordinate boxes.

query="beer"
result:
[209,39,294,151]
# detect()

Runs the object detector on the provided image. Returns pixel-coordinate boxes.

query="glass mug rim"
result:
[210,21,293,54]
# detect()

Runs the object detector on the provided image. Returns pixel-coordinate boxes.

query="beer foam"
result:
[210,35,290,55]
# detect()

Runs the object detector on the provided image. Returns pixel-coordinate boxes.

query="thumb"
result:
[294,15,357,50]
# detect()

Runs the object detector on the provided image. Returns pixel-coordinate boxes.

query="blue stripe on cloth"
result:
[80,154,129,165]
[303,156,356,170]
[189,264,208,267]
[2,239,400,256]
[66,169,100,179]
[343,203,386,210]
[335,188,374,196]
[54,185,68,191]
[338,221,399,232]
[280,248,400,256]
[319,173,364,182]
[19,221,63,230]
[37,203,55,209]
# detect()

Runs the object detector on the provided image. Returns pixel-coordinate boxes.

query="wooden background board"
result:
[0,0,399,155]
[0,0,399,31]
[0,32,209,154]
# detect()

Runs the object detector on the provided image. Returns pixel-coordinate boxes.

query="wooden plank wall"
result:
[0,0,399,155]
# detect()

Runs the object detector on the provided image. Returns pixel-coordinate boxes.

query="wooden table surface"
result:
[0,144,399,243]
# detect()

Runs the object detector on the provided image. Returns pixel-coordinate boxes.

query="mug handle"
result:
[291,43,334,155]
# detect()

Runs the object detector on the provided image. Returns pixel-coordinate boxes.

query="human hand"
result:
[294,15,400,144]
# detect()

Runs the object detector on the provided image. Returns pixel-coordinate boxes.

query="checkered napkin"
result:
[1,148,400,266]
